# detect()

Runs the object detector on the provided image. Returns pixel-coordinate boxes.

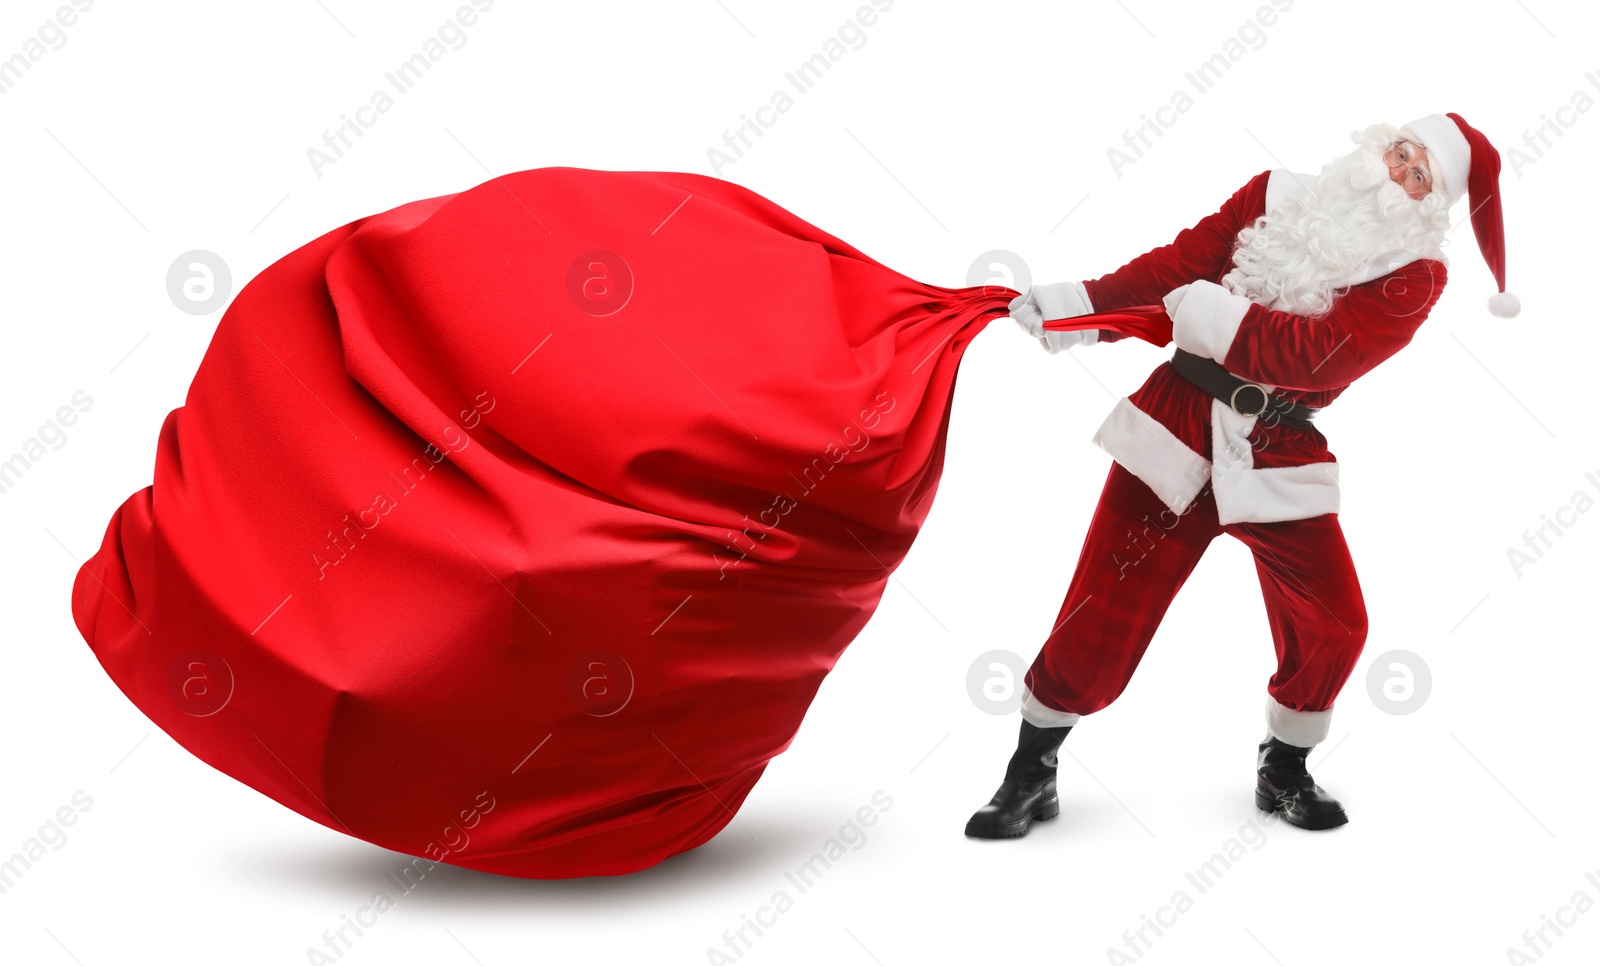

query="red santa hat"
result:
[1399,112,1520,318]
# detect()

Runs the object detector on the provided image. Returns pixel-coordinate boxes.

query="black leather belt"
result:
[1169,348,1320,429]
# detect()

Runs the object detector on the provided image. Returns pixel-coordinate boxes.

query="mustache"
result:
[1335,149,1437,235]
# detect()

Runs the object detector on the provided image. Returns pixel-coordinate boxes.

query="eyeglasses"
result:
[1384,139,1432,192]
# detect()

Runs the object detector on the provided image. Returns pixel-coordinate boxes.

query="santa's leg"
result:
[1228,513,1369,830]
[965,461,1219,839]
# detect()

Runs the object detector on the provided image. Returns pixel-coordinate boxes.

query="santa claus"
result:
[968,112,1517,838]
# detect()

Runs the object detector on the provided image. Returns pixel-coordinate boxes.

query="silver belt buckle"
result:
[1229,382,1271,418]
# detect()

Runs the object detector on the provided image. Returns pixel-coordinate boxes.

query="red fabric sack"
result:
[1042,304,1173,346]
[70,167,1157,878]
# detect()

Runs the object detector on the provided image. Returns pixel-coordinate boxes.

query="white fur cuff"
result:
[1021,683,1082,728]
[1171,280,1253,365]
[1265,696,1333,748]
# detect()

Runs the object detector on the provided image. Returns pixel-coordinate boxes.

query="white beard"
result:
[1220,123,1454,316]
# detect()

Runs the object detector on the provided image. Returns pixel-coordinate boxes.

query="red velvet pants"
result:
[1022,460,1369,735]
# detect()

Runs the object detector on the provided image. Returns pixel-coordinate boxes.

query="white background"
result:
[3,1,1596,963]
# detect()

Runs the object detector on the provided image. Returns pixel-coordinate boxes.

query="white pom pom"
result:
[1488,291,1521,319]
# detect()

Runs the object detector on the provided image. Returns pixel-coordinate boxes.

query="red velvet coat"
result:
[1073,169,1449,524]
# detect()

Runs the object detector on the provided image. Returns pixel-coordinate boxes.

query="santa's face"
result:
[1219,122,1453,316]
[1382,139,1434,199]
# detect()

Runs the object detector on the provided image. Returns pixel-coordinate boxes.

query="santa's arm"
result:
[1080,169,1272,312]
[1169,258,1448,392]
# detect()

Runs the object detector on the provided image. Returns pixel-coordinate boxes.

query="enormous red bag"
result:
[70,167,1158,878]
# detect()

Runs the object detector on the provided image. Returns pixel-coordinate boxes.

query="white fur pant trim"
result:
[1265,696,1332,748]
[1020,684,1082,728]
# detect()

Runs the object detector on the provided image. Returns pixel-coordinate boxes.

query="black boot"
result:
[1255,734,1348,830]
[964,719,1072,839]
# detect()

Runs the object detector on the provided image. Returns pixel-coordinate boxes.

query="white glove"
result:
[1009,290,1047,338]
[1010,281,1098,354]
[1039,328,1098,354]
